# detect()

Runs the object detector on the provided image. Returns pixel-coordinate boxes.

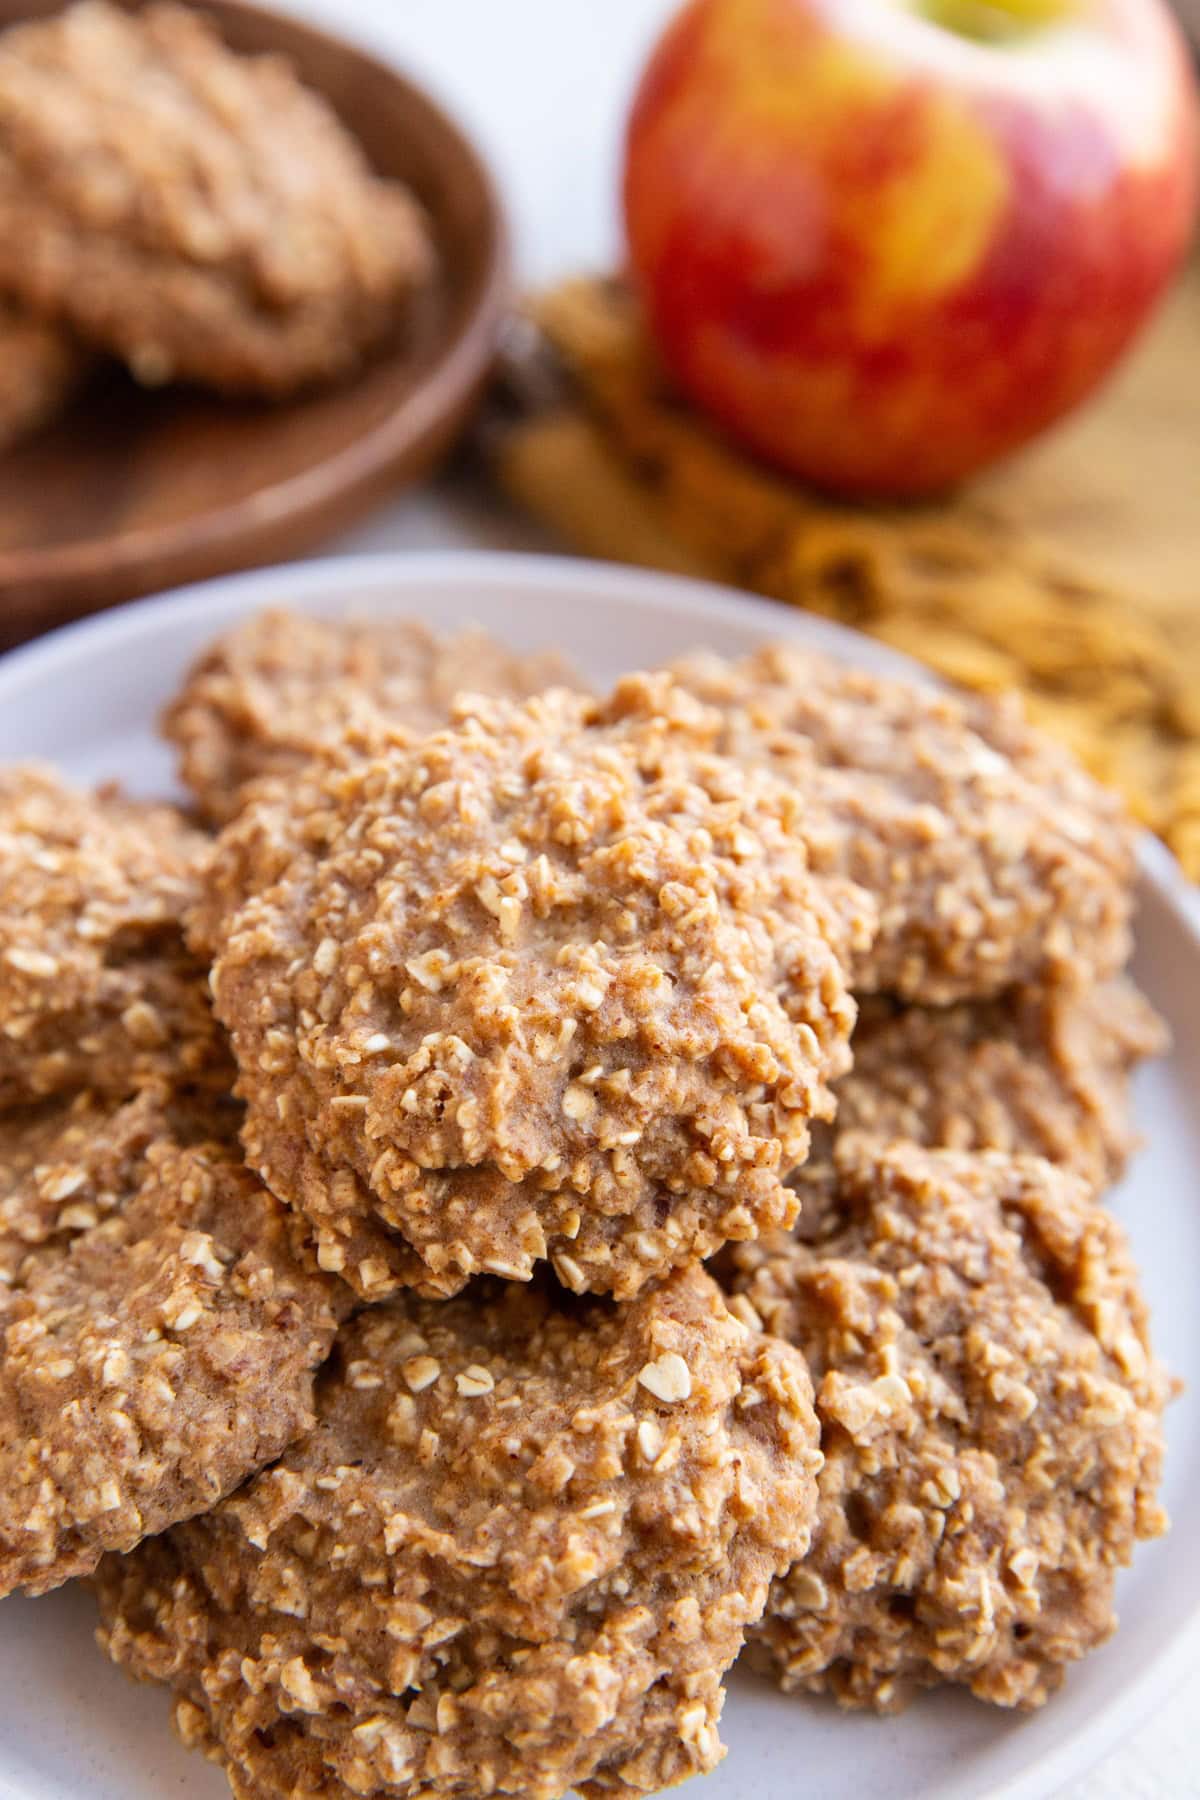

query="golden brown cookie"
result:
[0,297,86,451]
[673,645,1137,1004]
[824,977,1167,1197]
[0,1085,343,1598]
[95,1265,821,1800]
[0,1,431,396]
[0,1083,197,1288]
[724,1140,1169,1712]
[163,609,585,826]
[0,766,218,1104]
[197,675,871,1301]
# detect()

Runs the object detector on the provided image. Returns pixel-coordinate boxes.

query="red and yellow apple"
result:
[623,0,1198,497]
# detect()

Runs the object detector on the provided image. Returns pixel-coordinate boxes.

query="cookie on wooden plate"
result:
[0,1,432,395]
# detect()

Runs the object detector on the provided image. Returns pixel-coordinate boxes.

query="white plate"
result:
[0,551,1196,1800]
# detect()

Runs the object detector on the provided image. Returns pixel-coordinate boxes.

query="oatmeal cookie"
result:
[826,977,1167,1196]
[0,766,218,1104]
[96,1265,821,1799]
[0,1083,197,1288]
[198,675,869,1301]
[0,1089,343,1598]
[0,297,86,451]
[724,1140,1169,1711]
[673,645,1136,1003]
[0,1,432,396]
[163,609,584,826]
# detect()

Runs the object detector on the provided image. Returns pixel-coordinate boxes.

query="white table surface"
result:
[270,4,1198,1793]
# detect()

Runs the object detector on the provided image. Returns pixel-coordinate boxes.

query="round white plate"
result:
[0,551,1196,1800]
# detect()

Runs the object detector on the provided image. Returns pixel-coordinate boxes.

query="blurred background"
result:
[281,0,1200,279]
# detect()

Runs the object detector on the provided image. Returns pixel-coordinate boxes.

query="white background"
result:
[187,2,1200,1792]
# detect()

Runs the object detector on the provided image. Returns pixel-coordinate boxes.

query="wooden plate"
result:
[0,0,510,642]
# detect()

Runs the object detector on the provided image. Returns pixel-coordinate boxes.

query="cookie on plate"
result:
[0,298,87,452]
[724,1140,1169,1711]
[96,1265,821,1800]
[823,976,1167,1197]
[0,1084,343,1598]
[196,675,872,1300]
[0,766,218,1104]
[163,610,584,826]
[0,1,432,395]
[0,1081,225,1288]
[673,645,1136,1003]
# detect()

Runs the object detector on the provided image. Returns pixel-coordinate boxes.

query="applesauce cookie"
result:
[724,1140,1169,1711]
[673,645,1136,1003]
[163,609,584,826]
[0,1084,179,1288]
[95,1264,821,1800]
[0,297,86,451]
[827,976,1167,1195]
[0,1,432,396]
[0,766,218,1103]
[197,675,871,1301]
[0,1087,343,1598]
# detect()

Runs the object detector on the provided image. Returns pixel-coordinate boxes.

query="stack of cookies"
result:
[0,609,1170,1798]
[0,0,432,451]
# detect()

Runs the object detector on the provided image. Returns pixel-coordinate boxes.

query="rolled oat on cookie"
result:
[95,1264,821,1800]
[0,1081,344,1599]
[723,1139,1169,1712]
[164,610,585,826]
[0,766,218,1105]
[194,673,875,1301]
[673,644,1137,1004]
[822,976,1167,1197]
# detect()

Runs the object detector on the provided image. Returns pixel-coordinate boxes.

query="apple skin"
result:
[623,0,1199,497]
